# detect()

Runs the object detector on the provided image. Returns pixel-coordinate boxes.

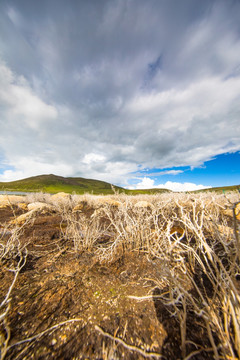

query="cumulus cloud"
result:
[130,177,155,190]
[0,0,239,185]
[0,160,73,182]
[128,177,211,192]
[0,62,57,130]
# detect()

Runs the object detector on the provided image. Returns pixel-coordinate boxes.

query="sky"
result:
[0,0,240,192]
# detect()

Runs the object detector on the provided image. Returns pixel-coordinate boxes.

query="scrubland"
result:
[0,191,240,359]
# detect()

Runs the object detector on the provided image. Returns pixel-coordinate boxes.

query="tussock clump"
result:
[24,192,52,204]
[61,191,240,359]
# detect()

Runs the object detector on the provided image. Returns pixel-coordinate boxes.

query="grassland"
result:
[194,184,240,194]
[0,190,240,359]
[0,174,123,195]
[0,174,239,195]
[0,174,170,195]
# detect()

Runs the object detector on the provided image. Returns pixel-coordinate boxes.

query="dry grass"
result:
[0,222,28,360]
[60,191,240,359]
[0,191,239,359]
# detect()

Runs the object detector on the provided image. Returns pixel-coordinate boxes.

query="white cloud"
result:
[6,6,22,27]
[130,177,155,189]
[0,60,57,131]
[160,181,211,192]
[0,1,239,186]
[127,178,211,192]
[82,153,106,165]
[0,158,74,182]
[126,75,240,168]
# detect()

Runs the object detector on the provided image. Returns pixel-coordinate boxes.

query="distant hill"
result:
[0,174,172,195]
[194,184,240,194]
[1,174,238,195]
[0,174,123,195]
[128,184,240,194]
[124,188,172,195]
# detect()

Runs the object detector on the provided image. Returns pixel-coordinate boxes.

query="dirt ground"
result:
[0,204,235,359]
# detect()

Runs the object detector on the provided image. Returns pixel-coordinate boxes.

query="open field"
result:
[0,191,240,359]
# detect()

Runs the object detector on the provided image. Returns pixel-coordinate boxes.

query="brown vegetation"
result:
[0,191,239,359]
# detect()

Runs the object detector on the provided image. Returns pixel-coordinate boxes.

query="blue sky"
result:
[128,152,240,191]
[0,0,240,191]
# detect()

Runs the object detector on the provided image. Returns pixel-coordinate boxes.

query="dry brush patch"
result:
[0,191,239,359]
[62,191,240,359]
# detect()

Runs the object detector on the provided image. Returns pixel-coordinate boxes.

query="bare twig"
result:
[95,325,163,359]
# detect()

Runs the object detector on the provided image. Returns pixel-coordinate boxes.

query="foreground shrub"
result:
[62,191,240,359]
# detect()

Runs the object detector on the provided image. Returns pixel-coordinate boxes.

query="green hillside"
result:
[127,184,240,195]
[194,184,240,194]
[1,174,238,195]
[124,188,172,195]
[0,174,172,195]
[0,174,123,195]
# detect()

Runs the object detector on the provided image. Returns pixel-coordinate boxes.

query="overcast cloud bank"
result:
[0,0,239,190]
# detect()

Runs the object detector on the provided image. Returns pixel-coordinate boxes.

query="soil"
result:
[0,205,234,359]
